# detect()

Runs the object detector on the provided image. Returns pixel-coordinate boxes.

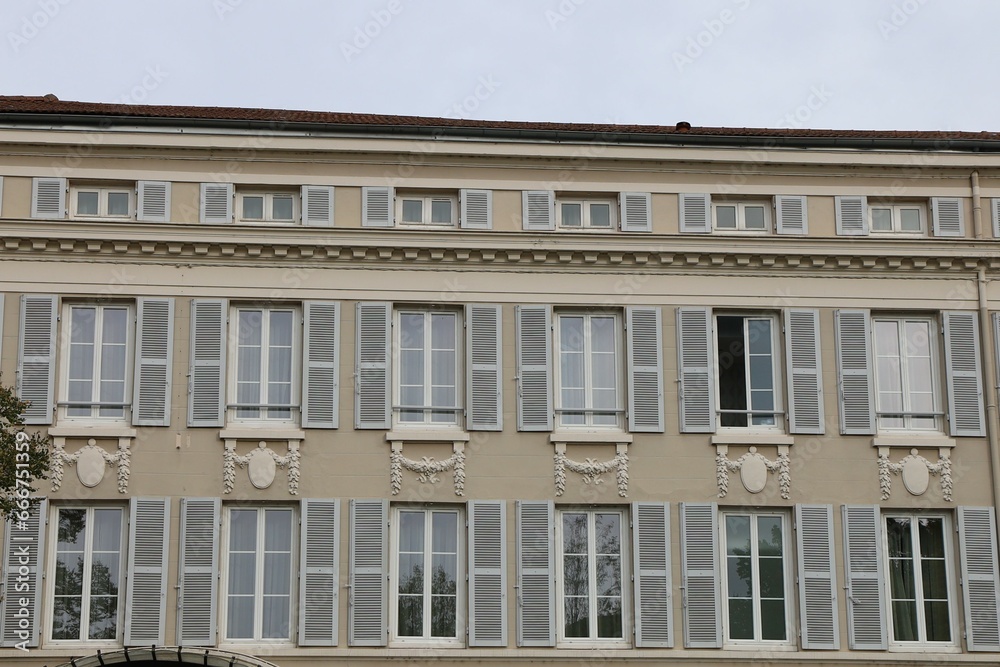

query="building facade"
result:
[1,96,1000,667]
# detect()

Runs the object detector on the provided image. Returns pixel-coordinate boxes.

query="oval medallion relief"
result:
[740,450,768,494]
[76,447,106,488]
[901,451,930,496]
[248,445,277,489]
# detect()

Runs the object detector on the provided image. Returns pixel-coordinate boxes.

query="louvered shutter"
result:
[176,497,219,646]
[137,181,171,222]
[362,186,393,227]
[17,295,56,425]
[348,499,387,646]
[680,502,721,648]
[627,306,663,432]
[187,299,227,427]
[841,504,886,650]
[469,500,507,646]
[133,298,174,427]
[354,302,390,429]
[795,504,839,650]
[0,177,4,217]
[834,309,875,435]
[676,307,715,433]
[516,500,554,646]
[301,185,334,227]
[633,502,672,647]
[460,189,493,230]
[299,499,340,646]
[466,304,502,431]
[199,182,233,224]
[619,192,652,232]
[775,195,808,235]
[958,506,1000,651]
[943,311,985,437]
[992,198,1000,239]
[521,190,554,230]
[835,196,868,236]
[515,305,552,431]
[302,301,340,429]
[931,197,964,237]
[678,193,711,233]
[125,497,170,645]
[785,309,824,434]
[1,499,46,647]
[30,177,65,218]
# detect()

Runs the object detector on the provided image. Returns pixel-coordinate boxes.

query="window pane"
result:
[58,508,87,550]
[595,513,621,555]
[727,557,752,598]
[229,509,258,551]
[262,596,290,638]
[597,596,623,638]
[717,316,748,425]
[596,555,621,596]
[563,554,589,596]
[871,207,892,231]
[107,192,129,216]
[921,558,948,601]
[399,511,425,552]
[431,594,456,637]
[747,320,771,355]
[589,203,611,227]
[743,205,766,229]
[227,596,254,639]
[88,593,118,639]
[55,552,84,596]
[264,553,291,595]
[271,195,294,221]
[51,595,82,640]
[431,199,452,223]
[728,598,753,639]
[924,601,951,641]
[564,596,589,637]
[757,516,783,556]
[726,515,751,556]
[431,553,457,595]
[900,207,922,231]
[561,203,582,227]
[401,199,422,223]
[918,518,945,558]
[760,599,786,640]
[758,557,784,598]
[432,512,458,553]
[77,191,99,216]
[563,513,588,554]
[91,509,122,552]
[887,517,913,557]
[243,196,264,220]
[891,600,919,641]
[264,509,292,551]
[398,553,423,594]
[716,205,737,229]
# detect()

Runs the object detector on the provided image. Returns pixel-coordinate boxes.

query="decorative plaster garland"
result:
[389,444,466,496]
[553,446,629,498]
[223,441,300,495]
[877,448,952,502]
[715,446,791,500]
[51,439,130,493]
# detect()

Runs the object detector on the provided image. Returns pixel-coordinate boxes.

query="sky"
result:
[1,0,998,132]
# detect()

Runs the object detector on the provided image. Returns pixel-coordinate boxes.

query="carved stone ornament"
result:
[223,441,300,495]
[715,445,791,500]
[553,443,629,498]
[877,447,952,502]
[389,441,466,496]
[51,438,131,493]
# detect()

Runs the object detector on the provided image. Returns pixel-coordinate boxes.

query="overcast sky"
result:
[2,0,997,132]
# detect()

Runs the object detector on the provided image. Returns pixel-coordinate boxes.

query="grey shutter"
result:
[17,295,56,425]
[835,195,868,236]
[992,198,1000,239]
[354,302,390,429]
[299,499,340,646]
[841,504,886,650]
[133,297,174,427]
[460,189,493,230]
[362,186,393,227]
[1,499,46,648]
[515,305,552,431]
[627,306,664,432]
[931,197,964,237]
[775,195,808,234]
[521,190,554,231]
[176,497,220,646]
[302,301,340,429]
[633,502,673,647]
[30,177,65,218]
[125,497,170,646]
[348,499,387,646]
[834,309,875,435]
[466,304,502,431]
[137,180,171,222]
[620,192,652,232]
[785,309,825,435]
[795,504,839,650]
[943,311,985,437]
[680,502,721,648]
[958,506,1000,651]
[678,193,710,233]
[188,299,227,427]
[676,307,715,433]
[302,185,334,227]
[516,500,554,646]
[469,500,507,647]
[199,182,233,224]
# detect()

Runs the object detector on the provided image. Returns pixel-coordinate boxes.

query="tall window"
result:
[393,507,463,643]
[873,317,940,431]
[558,509,627,643]
[62,304,132,422]
[231,306,298,422]
[225,507,295,641]
[716,314,780,428]
[721,512,790,643]
[50,506,125,642]
[396,310,460,425]
[885,514,953,644]
[556,312,622,428]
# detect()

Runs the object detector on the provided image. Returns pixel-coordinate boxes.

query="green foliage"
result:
[0,380,50,520]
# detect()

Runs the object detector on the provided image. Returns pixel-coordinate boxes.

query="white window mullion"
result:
[81,510,95,640]
[588,515,598,638]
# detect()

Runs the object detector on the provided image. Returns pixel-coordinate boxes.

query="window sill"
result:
[872,435,956,449]
[219,428,306,441]
[711,433,794,447]
[386,430,470,443]
[886,643,961,653]
[722,642,797,651]
[48,425,137,438]
[550,431,633,445]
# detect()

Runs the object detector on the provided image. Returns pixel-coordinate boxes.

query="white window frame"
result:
[869,201,927,235]
[719,510,794,646]
[393,308,463,428]
[389,505,466,646]
[554,311,624,430]
[70,184,134,220]
[220,505,297,644]
[714,313,783,431]
[45,504,127,645]
[58,302,134,424]
[872,315,943,433]
[556,197,617,231]
[712,200,771,234]
[227,305,301,426]
[882,512,957,647]
[396,192,458,227]
[237,190,299,224]
[555,507,630,646]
